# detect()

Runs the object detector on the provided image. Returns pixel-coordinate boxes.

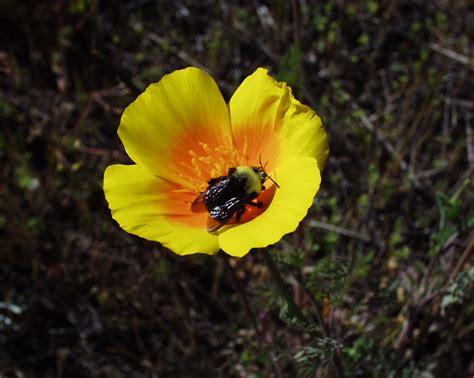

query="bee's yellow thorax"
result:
[235,166,263,194]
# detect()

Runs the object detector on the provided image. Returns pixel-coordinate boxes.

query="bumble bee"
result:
[191,166,279,232]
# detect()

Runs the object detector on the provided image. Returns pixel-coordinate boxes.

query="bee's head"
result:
[252,166,267,183]
[252,155,280,188]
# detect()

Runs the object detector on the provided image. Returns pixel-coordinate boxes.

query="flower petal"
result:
[280,92,329,171]
[218,157,321,257]
[104,164,219,255]
[229,67,290,172]
[118,67,233,185]
[229,68,328,172]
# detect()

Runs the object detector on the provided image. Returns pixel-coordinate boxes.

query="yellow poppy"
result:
[104,67,328,257]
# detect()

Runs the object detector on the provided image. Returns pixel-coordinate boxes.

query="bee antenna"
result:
[258,153,279,188]
[268,174,280,188]
[258,154,269,171]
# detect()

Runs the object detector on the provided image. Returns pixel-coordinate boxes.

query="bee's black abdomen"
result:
[207,175,226,186]
[196,165,271,232]
[204,176,247,211]
[209,197,244,223]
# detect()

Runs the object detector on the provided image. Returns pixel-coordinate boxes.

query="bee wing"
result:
[207,216,224,233]
[204,179,231,209]
[207,197,244,232]
[191,193,207,213]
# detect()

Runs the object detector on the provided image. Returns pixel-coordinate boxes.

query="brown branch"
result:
[292,271,345,378]
[394,233,474,351]
[220,253,279,376]
[261,249,345,378]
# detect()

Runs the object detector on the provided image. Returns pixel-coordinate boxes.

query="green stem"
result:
[260,249,307,324]
[220,254,263,341]
[293,271,345,378]
[261,249,345,378]
[220,253,280,376]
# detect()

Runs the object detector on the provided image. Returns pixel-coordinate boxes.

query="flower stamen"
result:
[174,142,252,194]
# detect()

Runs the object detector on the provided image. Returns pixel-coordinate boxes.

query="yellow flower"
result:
[104,67,328,257]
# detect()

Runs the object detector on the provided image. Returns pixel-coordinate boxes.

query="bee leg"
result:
[248,191,259,200]
[235,205,247,222]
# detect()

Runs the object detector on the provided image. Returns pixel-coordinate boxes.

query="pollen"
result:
[175,138,250,194]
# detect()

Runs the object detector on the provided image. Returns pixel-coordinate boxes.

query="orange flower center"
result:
[165,134,277,230]
[174,136,253,193]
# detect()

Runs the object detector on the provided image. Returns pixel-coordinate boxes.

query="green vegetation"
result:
[1,1,472,376]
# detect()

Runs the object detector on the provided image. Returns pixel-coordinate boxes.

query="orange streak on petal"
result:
[232,124,281,173]
[169,123,238,191]
[161,182,208,228]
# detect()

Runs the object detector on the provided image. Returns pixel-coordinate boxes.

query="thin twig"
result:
[261,250,345,378]
[220,254,263,341]
[260,249,306,324]
[394,233,473,351]
[147,32,212,73]
[429,42,471,66]
[447,98,474,109]
[394,294,438,351]
[292,271,327,334]
[350,101,409,171]
[447,236,474,283]
[292,271,346,378]
[419,253,438,299]
[308,220,370,242]
[465,112,473,165]
[220,254,282,376]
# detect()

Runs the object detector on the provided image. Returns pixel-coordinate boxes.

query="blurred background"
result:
[1,1,473,377]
